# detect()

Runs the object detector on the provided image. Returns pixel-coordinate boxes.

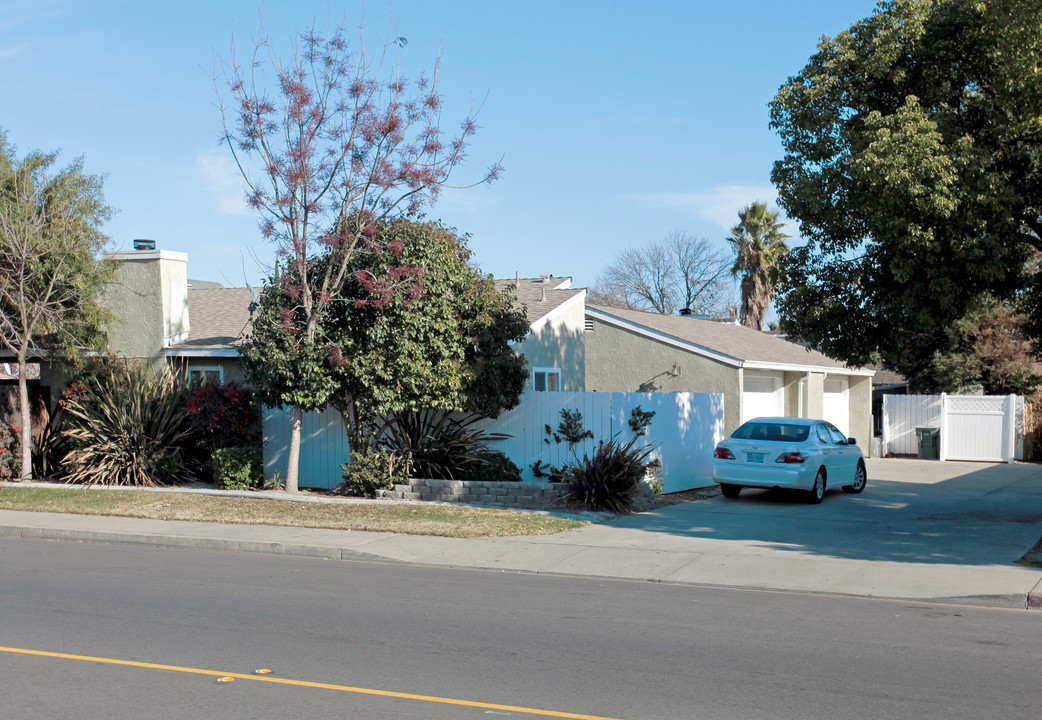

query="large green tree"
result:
[0,130,113,480]
[240,218,528,454]
[728,202,789,330]
[770,0,1042,380]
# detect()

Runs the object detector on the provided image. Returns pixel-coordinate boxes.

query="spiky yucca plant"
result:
[562,435,655,513]
[376,409,508,480]
[62,363,194,486]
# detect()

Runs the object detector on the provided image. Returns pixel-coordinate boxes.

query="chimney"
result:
[540,273,552,284]
[103,245,190,360]
[679,308,692,316]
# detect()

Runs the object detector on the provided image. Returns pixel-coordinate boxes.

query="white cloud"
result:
[635,183,782,228]
[0,42,32,60]
[197,149,250,216]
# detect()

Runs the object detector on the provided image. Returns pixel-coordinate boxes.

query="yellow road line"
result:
[0,645,622,720]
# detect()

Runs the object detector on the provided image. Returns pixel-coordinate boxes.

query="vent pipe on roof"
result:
[540,287,547,302]
[133,239,156,251]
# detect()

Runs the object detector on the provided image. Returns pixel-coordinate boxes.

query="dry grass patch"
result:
[0,487,587,538]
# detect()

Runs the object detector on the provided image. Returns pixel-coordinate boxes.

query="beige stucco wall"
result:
[103,250,189,360]
[849,375,872,451]
[518,296,586,392]
[804,371,825,419]
[783,371,803,416]
[584,317,741,431]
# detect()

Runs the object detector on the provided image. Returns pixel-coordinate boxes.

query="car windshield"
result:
[731,421,809,443]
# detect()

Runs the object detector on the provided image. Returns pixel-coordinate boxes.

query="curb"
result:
[0,523,402,563]
[4,522,1041,611]
[1028,577,1042,610]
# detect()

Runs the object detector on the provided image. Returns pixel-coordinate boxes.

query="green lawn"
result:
[0,486,588,538]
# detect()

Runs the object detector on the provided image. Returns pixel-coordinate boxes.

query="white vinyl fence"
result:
[473,391,725,493]
[264,391,725,492]
[881,393,1023,462]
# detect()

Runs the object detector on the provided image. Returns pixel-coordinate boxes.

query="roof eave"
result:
[585,306,742,367]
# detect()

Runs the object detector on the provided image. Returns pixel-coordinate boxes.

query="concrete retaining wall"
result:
[377,478,570,510]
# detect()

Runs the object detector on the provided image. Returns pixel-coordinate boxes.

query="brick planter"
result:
[377,478,570,510]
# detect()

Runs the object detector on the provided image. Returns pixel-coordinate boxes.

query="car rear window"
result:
[732,421,809,443]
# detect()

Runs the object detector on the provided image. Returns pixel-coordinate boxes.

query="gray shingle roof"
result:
[587,304,869,372]
[173,287,254,349]
[494,277,584,325]
[171,278,580,351]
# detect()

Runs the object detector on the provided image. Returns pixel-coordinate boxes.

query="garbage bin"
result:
[915,427,940,460]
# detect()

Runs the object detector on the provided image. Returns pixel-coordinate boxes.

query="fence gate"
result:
[881,393,1021,463]
[942,395,1017,463]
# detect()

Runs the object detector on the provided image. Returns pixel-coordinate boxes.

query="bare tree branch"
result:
[589,230,734,316]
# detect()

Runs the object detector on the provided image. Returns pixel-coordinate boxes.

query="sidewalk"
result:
[3,471,1041,610]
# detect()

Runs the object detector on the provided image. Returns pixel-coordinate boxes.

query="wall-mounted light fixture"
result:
[671,362,681,377]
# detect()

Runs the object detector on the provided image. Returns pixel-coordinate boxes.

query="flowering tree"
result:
[217,25,499,491]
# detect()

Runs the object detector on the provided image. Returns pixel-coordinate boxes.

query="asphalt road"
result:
[2,537,1040,720]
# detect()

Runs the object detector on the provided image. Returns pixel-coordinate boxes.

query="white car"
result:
[712,417,866,504]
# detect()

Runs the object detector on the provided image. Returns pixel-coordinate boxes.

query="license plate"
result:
[747,452,765,463]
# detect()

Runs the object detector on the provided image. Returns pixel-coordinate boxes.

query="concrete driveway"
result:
[546,458,1042,604]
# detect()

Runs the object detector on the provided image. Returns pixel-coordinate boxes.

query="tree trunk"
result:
[16,349,31,481]
[283,405,303,493]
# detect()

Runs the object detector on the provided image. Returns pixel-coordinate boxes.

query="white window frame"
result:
[532,367,562,392]
[188,365,224,386]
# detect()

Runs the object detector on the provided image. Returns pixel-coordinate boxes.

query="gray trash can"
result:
[915,427,940,460]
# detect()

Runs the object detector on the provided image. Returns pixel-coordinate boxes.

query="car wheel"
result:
[719,484,741,499]
[843,462,867,494]
[807,469,826,504]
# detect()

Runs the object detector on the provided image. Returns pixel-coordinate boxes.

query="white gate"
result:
[942,395,1017,463]
[881,393,1022,462]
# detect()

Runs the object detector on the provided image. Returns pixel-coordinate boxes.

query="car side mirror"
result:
[846,438,857,446]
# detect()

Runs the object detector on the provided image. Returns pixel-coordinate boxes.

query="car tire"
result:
[843,462,867,494]
[719,484,741,499]
[807,469,826,504]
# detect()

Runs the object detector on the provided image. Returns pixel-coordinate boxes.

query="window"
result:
[532,368,561,392]
[188,366,223,386]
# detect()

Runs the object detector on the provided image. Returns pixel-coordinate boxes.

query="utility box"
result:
[916,426,940,460]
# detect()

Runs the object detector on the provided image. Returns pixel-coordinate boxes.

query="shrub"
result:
[457,450,522,482]
[376,409,508,480]
[562,436,656,513]
[338,448,407,498]
[212,445,264,490]
[186,382,261,452]
[62,363,195,486]
[31,407,72,480]
[0,420,21,481]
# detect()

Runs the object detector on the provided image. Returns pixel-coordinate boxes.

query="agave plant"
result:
[562,435,656,513]
[62,363,195,486]
[376,409,508,480]
[31,405,72,480]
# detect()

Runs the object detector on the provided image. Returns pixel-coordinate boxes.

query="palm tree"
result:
[728,202,790,331]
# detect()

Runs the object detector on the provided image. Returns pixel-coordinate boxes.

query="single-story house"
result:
[584,304,875,452]
[101,245,588,396]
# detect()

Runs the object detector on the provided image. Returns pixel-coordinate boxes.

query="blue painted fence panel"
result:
[263,391,725,492]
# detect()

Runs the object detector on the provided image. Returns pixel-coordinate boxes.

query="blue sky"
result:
[2,0,879,290]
